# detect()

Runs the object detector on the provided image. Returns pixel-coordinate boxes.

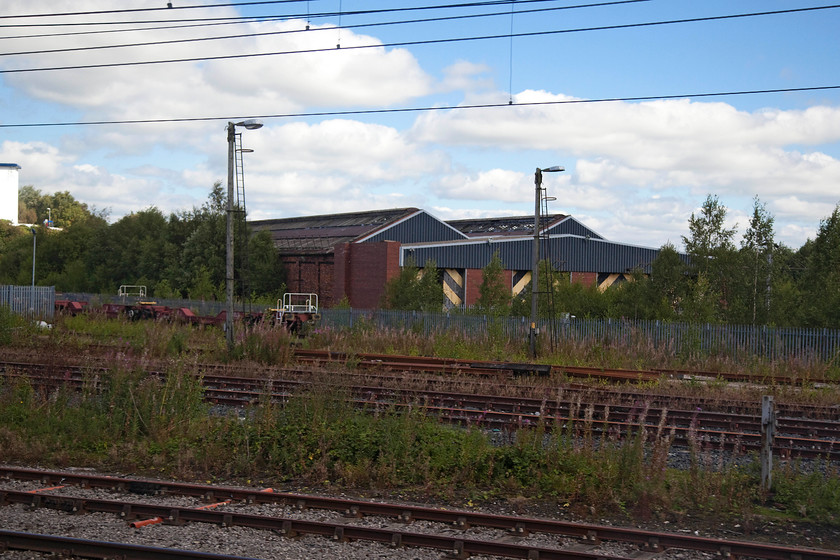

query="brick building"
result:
[249,208,669,309]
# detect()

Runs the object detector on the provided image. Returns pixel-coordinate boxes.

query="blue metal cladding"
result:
[403,236,665,274]
[546,217,604,240]
[361,211,466,245]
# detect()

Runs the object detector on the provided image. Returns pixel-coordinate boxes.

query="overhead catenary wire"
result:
[0,1,647,54]
[0,0,309,20]
[508,0,516,104]
[0,0,616,29]
[1,4,837,73]
[1,84,838,129]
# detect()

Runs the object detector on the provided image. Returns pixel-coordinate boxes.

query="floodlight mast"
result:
[225,120,263,351]
[530,165,565,359]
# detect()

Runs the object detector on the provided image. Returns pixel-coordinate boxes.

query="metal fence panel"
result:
[12,289,840,365]
[0,285,55,320]
[319,309,840,366]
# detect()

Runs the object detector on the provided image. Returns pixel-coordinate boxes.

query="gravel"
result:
[0,471,726,560]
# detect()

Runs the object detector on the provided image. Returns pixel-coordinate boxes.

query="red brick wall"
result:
[281,254,335,307]
[334,241,401,309]
[464,268,482,307]
[333,243,350,306]
[463,268,514,307]
[569,271,597,286]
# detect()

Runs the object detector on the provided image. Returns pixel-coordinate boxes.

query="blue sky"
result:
[1,0,839,250]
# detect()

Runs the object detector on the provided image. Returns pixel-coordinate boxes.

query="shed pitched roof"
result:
[249,208,421,254]
[448,214,568,237]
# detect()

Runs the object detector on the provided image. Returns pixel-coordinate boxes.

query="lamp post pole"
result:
[30,227,36,316]
[225,119,263,351]
[530,165,564,359]
[225,123,236,350]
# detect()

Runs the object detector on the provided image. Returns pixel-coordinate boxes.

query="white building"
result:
[0,163,21,225]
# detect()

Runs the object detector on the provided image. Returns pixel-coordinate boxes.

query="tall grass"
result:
[2,313,839,525]
[1,367,838,525]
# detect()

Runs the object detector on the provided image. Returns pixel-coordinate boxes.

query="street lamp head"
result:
[236,119,263,130]
[541,165,565,173]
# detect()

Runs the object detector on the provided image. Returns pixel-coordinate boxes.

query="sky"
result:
[1,0,839,251]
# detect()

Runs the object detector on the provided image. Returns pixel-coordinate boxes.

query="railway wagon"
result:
[55,289,321,333]
[270,293,321,334]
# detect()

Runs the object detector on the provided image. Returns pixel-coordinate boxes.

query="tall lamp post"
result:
[30,227,37,316]
[530,165,564,359]
[226,119,263,351]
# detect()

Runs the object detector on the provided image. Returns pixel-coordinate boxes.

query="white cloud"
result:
[0,141,73,183]
[247,119,448,182]
[2,5,432,119]
[438,60,494,93]
[411,92,840,205]
[432,169,527,201]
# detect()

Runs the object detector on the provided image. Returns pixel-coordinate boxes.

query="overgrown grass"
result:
[3,313,840,526]
[1,367,838,525]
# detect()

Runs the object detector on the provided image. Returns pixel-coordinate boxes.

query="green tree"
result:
[681,195,738,323]
[188,265,219,301]
[18,186,98,228]
[649,243,688,319]
[179,183,227,298]
[800,204,840,326]
[246,229,286,299]
[40,214,108,291]
[17,185,39,224]
[475,252,509,315]
[682,194,737,260]
[86,207,172,292]
[384,257,442,312]
[0,226,36,284]
[739,196,776,324]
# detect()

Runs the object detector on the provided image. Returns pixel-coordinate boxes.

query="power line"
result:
[2,84,838,129]
[0,0,578,28]
[0,0,306,20]
[0,0,648,58]
[3,5,838,74]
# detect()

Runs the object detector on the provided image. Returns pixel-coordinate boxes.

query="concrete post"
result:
[760,395,775,492]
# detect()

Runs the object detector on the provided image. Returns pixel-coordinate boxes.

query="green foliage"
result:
[333,295,352,309]
[0,305,24,345]
[18,185,100,228]
[682,194,737,261]
[384,257,443,312]
[773,463,840,522]
[475,252,510,315]
[0,183,286,302]
[188,266,219,301]
[154,278,176,299]
[800,204,840,327]
[236,320,295,365]
[246,230,286,299]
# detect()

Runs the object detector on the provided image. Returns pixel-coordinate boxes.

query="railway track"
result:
[292,349,836,385]
[3,360,840,461]
[2,467,839,560]
[0,531,253,560]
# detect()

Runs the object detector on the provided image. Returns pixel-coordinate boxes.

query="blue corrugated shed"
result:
[360,210,466,244]
[250,207,673,275]
[403,234,664,274]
